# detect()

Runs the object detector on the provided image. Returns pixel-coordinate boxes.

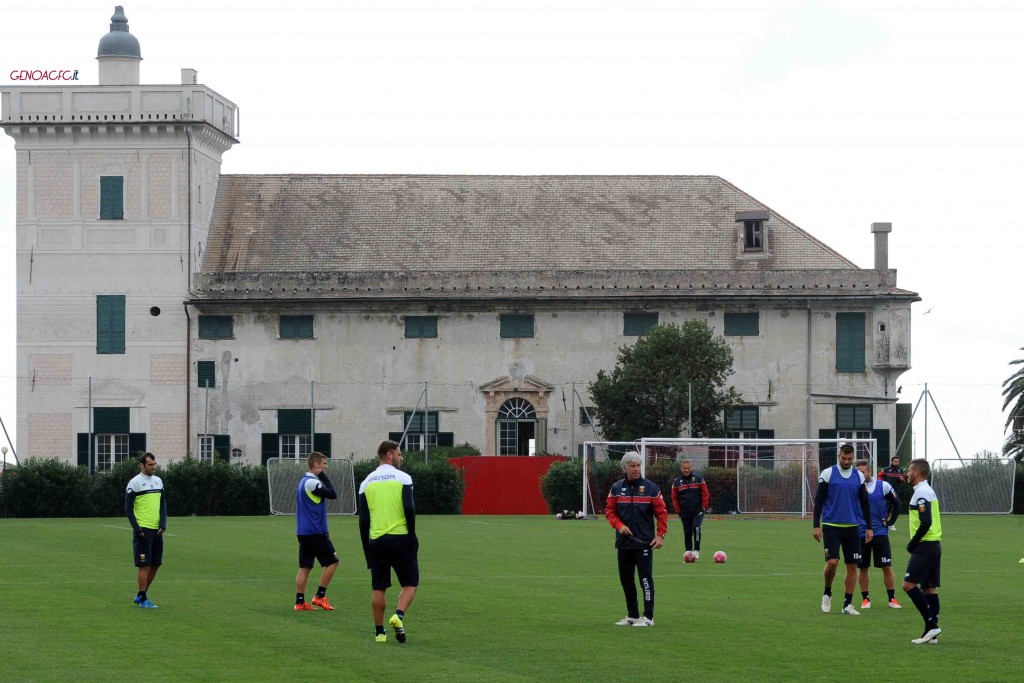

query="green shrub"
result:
[162,458,270,516]
[89,460,143,516]
[0,458,94,518]
[351,455,465,514]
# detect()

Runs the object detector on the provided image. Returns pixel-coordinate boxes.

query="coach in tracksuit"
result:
[606,451,669,627]
[671,459,711,558]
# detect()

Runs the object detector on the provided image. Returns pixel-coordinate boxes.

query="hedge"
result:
[353,451,466,515]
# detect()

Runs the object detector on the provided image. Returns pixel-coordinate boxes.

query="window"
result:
[500,314,534,339]
[400,411,437,452]
[197,361,215,388]
[198,435,215,463]
[743,220,764,251]
[99,175,124,220]
[95,434,129,470]
[837,404,873,460]
[93,406,130,471]
[724,406,761,466]
[405,316,438,339]
[280,315,314,340]
[724,312,759,337]
[497,397,537,456]
[579,407,595,426]
[198,315,233,340]
[836,312,866,373]
[96,295,126,354]
[623,312,658,336]
[280,434,312,459]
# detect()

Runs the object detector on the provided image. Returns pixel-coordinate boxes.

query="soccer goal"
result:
[266,457,358,515]
[930,457,1017,514]
[580,441,638,518]
[638,438,877,516]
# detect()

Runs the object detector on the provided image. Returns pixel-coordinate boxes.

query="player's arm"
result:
[158,489,167,532]
[125,489,142,535]
[670,480,681,516]
[605,487,629,534]
[812,479,828,529]
[883,483,900,527]
[653,492,668,537]
[858,483,873,542]
[700,479,710,511]
[402,484,416,538]
[906,497,932,551]
[314,471,338,500]
[357,492,371,565]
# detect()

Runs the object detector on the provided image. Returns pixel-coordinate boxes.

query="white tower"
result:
[1,7,239,467]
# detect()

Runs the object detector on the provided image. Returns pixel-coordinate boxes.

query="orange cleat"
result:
[311,596,335,611]
[294,602,316,611]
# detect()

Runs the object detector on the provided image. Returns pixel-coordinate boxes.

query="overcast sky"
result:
[2,0,1022,463]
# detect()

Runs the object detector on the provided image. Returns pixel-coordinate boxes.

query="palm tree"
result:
[1001,348,1024,462]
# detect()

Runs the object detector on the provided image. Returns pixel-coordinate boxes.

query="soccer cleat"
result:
[138,599,158,609]
[133,595,143,605]
[632,616,654,627]
[928,638,939,645]
[693,551,700,560]
[311,596,334,611]
[888,598,902,609]
[841,604,860,616]
[911,627,942,645]
[389,613,407,643]
[375,633,387,644]
[294,602,316,611]
[615,616,639,626]
[861,599,871,609]
[821,595,832,613]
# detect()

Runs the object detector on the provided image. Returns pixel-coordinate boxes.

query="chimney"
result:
[870,222,892,270]
[181,68,198,85]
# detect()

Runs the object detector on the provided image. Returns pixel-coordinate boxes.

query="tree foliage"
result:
[588,321,741,441]
[1001,349,1024,462]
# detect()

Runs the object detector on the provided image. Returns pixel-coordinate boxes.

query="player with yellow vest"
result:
[125,452,166,609]
[902,458,943,645]
[358,440,418,644]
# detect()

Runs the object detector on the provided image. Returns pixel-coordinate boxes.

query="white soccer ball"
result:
[555,512,563,519]
[575,511,584,519]
[713,550,728,563]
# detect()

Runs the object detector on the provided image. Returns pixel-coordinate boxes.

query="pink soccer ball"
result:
[713,551,727,564]
[683,551,697,563]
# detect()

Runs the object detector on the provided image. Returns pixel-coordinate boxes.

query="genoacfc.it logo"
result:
[9,69,80,81]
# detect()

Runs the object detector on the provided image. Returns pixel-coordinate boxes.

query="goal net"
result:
[637,438,878,516]
[266,457,357,515]
[580,441,638,518]
[930,457,1016,514]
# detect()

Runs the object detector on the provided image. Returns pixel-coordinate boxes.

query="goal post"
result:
[580,441,637,518]
[930,457,1016,514]
[266,457,357,515]
[638,437,878,516]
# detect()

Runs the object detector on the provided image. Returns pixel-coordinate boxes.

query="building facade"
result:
[3,9,918,468]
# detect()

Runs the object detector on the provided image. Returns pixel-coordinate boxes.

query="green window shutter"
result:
[818,429,838,469]
[77,433,91,468]
[724,312,759,337]
[836,313,866,372]
[500,314,534,339]
[836,404,873,430]
[388,432,405,445]
[405,316,438,339]
[313,433,331,457]
[436,433,454,447]
[97,295,126,354]
[213,435,231,462]
[623,313,658,336]
[94,407,130,433]
[280,315,314,339]
[873,429,890,471]
[726,406,758,430]
[278,409,312,435]
[261,433,279,465]
[128,433,147,458]
[100,176,124,220]
[198,315,233,340]
[757,429,775,460]
[197,361,216,388]
[404,411,438,433]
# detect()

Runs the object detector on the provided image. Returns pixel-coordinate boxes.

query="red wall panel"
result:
[449,455,567,515]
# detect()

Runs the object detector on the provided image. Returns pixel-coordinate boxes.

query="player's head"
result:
[139,452,156,474]
[908,458,930,484]
[890,455,901,467]
[378,440,404,468]
[621,451,642,480]
[307,451,327,473]
[855,458,871,480]
[679,459,692,476]
[838,443,855,469]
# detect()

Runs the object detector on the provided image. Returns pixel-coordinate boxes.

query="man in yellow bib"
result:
[902,458,943,645]
[358,440,418,644]
[125,452,166,609]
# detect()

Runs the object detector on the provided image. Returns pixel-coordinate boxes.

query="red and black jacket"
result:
[671,473,710,516]
[606,476,669,550]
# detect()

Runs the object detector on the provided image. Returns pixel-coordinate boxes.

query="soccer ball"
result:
[683,551,697,563]
[555,512,563,520]
[575,511,585,519]
[713,551,727,563]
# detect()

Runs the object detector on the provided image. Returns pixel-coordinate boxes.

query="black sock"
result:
[315,586,326,599]
[824,587,832,597]
[887,589,896,601]
[861,592,869,601]
[396,609,405,619]
[375,625,386,635]
[296,593,304,605]
[925,593,939,625]
[139,591,147,601]
[843,593,853,607]
[905,586,933,624]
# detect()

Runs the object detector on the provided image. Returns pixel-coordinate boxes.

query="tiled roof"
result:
[202,175,858,274]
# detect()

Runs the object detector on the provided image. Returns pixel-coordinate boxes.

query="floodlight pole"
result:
[894,385,964,465]
[0,414,17,464]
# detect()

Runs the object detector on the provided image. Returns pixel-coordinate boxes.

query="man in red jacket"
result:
[671,459,711,559]
[606,451,669,627]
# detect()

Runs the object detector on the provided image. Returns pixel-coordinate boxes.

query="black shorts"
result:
[904,541,941,588]
[297,534,339,569]
[858,535,893,569]
[367,534,419,590]
[822,525,861,564]
[133,528,164,568]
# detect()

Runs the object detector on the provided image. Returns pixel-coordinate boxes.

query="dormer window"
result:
[735,210,770,255]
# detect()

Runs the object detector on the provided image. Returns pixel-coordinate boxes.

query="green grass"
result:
[1,514,1021,682]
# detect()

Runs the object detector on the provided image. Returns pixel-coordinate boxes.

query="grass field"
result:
[2,514,1021,682]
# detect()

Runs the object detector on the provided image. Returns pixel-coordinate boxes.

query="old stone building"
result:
[3,8,918,468]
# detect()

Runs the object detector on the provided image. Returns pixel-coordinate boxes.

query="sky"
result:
[1,0,1022,464]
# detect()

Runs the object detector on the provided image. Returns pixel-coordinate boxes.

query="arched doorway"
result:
[497,397,536,455]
